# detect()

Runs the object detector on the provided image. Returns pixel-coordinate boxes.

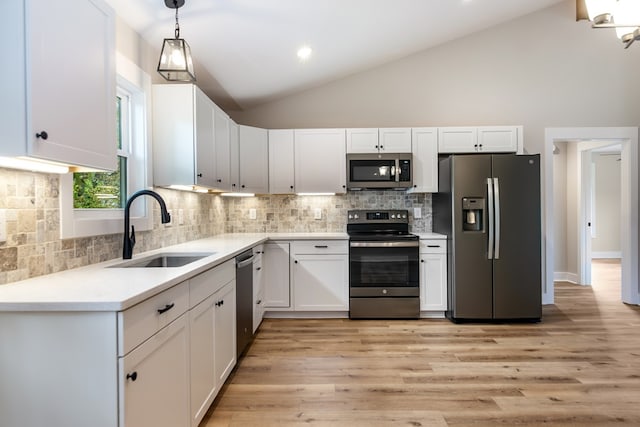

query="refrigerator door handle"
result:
[487,178,494,259]
[493,177,501,259]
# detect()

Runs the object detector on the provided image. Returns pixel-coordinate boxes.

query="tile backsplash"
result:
[0,167,431,285]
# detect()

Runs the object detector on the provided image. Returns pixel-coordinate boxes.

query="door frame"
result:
[544,127,638,305]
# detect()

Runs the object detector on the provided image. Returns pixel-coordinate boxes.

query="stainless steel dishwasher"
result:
[235,249,255,357]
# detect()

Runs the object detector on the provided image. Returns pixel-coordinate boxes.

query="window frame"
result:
[60,53,153,239]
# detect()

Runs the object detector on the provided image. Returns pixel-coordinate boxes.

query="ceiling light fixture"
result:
[297,45,312,61]
[577,0,640,48]
[157,0,196,81]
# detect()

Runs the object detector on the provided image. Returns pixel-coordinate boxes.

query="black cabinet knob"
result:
[126,372,138,382]
[217,179,222,182]
[241,185,245,188]
[197,173,203,178]
[36,131,48,140]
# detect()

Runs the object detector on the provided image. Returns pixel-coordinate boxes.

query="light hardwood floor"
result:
[202,260,640,426]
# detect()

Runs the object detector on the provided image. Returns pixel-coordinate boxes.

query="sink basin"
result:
[110,252,215,268]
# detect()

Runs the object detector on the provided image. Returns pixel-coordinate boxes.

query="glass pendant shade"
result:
[158,37,196,82]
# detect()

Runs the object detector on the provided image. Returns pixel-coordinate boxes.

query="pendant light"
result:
[157,0,196,82]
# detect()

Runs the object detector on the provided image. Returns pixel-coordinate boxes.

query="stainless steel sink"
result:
[109,252,214,268]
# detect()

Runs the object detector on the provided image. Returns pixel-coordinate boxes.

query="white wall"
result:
[230,0,640,159]
[592,152,621,257]
[552,143,568,276]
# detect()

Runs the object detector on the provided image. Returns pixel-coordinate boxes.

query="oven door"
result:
[349,240,419,296]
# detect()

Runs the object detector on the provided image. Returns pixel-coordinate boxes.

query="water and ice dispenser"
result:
[462,197,485,232]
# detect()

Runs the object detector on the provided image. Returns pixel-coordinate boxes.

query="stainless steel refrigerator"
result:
[433,154,541,322]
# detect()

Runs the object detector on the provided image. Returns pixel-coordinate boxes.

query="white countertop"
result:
[0,233,348,312]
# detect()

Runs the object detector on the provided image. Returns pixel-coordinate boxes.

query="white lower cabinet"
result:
[263,241,291,309]
[253,245,265,332]
[291,241,349,311]
[420,240,448,312]
[188,260,236,427]
[120,314,190,427]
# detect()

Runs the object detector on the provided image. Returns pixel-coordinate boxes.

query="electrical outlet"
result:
[314,208,322,220]
[249,208,257,220]
[413,207,422,219]
[0,209,6,243]
[178,209,185,225]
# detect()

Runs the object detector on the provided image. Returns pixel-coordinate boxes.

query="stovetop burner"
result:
[346,209,416,240]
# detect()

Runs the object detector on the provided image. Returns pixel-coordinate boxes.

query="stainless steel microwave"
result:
[346,153,412,190]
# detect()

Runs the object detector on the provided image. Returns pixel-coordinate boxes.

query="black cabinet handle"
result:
[314,245,328,249]
[427,245,441,248]
[421,259,425,263]
[126,372,138,382]
[256,266,261,271]
[256,299,262,305]
[380,145,384,150]
[197,173,203,178]
[241,185,245,188]
[216,300,225,307]
[294,260,298,264]
[217,179,222,183]
[36,131,48,140]
[290,185,294,190]
[157,303,175,314]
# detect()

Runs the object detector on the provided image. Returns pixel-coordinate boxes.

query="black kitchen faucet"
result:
[122,190,171,259]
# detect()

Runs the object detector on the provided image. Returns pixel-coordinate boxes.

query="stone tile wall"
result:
[224,191,431,233]
[0,167,432,285]
[0,168,225,285]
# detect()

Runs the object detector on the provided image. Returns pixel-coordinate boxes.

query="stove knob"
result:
[391,214,396,219]
[348,214,352,219]
[354,214,359,219]
[402,214,407,219]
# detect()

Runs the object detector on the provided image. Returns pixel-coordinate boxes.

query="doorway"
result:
[544,127,638,306]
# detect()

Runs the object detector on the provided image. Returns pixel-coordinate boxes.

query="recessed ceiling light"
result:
[297,45,312,61]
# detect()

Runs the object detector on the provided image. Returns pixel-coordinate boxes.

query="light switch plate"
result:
[314,208,322,220]
[249,208,257,220]
[413,207,422,219]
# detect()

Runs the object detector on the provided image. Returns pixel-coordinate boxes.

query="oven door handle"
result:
[350,241,419,248]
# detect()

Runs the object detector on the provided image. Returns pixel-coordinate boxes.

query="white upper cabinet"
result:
[477,126,520,153]
[346,128,379,153]
[438,126,520,153]
[213,105,231,191]
[347,128,411,153]
[2,0,116,170]
[229,120,240,192]
[268,129,295,194]
[238,125,269,194]
[378,128,412,152]
[408,128,438,193]
[294,129,347,194]
[153,84,216,189]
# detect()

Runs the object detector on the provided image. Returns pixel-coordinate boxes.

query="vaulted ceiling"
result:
[106,0,565,110]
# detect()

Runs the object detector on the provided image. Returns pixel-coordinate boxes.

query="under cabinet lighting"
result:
[0,157,69,174]
[221,192,255,197]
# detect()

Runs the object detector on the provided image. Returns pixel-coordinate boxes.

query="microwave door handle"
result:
[394,159,399,182]
[391,164,396,180]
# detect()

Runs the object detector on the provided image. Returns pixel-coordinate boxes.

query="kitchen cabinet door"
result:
[120,314,190,427]
[294,129,346,194]
[379,128,412,153]
[292,254,349,311]
[477,126,519,153]
[420,240,447,312]
[268,129,296,194]
[189,294,217,427]
[153,84,216,189]
[263,242,291,309]
[2,0,116,170]
[214,105,231,191]
[438,127,478,153]
[346,128,379,153]
[239,125,269,194]
[229,119,240,192]
[214,281,237,386]
[408,127,438,193]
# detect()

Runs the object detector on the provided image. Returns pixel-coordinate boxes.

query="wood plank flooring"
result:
[201,260,640,426]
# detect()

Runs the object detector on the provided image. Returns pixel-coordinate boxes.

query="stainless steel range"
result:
[347,209,420,319]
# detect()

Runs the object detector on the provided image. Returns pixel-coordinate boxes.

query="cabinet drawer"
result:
[118,281,189,356]
[292,240,348,255]
[420,240,446,254]
[189,259,235,308]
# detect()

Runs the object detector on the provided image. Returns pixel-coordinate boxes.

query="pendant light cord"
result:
[174,0,180,39]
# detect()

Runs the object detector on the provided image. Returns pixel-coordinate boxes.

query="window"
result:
[60,54,153,239]
[72,89,129,209]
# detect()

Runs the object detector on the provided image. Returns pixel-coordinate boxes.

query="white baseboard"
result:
[592,251,622,259]
[554,272,578,284]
